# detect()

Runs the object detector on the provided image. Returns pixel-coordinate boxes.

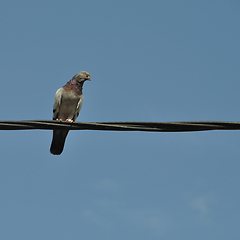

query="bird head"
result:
[73,71,91,82]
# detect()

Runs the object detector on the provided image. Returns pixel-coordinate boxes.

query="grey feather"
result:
[50,71,90,155]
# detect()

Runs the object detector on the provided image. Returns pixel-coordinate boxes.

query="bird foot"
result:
[66,119,73,123]
[56,118,62,121]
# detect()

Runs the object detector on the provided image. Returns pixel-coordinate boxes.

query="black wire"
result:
[0,120,240,132]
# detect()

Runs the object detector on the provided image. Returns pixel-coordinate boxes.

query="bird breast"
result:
[58,90,83,120]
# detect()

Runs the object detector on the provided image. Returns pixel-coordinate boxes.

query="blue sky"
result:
[0,0,240,239]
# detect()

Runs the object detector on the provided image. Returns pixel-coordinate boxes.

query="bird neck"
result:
[64,79,84,94]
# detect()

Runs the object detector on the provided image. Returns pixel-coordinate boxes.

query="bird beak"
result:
[87,76,91,81]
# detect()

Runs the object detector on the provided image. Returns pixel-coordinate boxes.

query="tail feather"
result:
[50,130,69,155]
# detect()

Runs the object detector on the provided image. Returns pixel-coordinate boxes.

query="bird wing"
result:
[52,88,63,120]
[72,95,83,121]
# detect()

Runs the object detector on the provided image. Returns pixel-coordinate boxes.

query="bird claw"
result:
[56,118,62,121]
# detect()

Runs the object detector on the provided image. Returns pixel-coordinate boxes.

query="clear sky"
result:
[0,0,240,239]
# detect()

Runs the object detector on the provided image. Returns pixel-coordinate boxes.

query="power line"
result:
[0,120,240,132]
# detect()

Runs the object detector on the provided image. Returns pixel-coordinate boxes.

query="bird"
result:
[50,71,91,155]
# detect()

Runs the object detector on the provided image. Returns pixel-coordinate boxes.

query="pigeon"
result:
[50,71,91,155]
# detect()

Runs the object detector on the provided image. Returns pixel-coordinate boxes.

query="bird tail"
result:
[50,130,69,155]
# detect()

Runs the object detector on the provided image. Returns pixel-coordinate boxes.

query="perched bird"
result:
[50,71,91,155]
